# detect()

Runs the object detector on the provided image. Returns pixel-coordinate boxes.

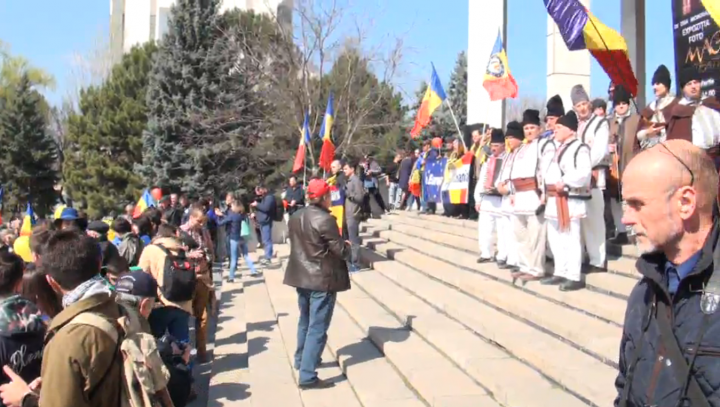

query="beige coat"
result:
[138,236,193,314]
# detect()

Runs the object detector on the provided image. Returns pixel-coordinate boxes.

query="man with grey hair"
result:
[570,84,610,271]
[614,140,720,406]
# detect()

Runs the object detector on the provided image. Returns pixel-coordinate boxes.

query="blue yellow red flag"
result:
[20,202,35,237]
[544,0,638,96]
[292,112,311,173]
[410,64,447,139]
[483,30,519,101]
[132,189,157,219]
[318,93,336,172]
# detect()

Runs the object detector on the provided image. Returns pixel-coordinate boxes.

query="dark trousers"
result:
[294,289,337,384]
[346,217,360,265]
[259,223,273,260]
[148,306,191,343]
[364,187,386,213]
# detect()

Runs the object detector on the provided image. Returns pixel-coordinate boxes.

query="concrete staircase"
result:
[206,211,637,406]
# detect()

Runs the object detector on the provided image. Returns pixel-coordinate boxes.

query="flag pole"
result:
[303,153,307,188]
[444,99,466,149]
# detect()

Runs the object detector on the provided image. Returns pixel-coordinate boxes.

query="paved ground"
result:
[203,211,636,407]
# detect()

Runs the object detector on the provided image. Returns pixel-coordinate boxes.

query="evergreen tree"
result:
[137,0,224,194]
[447,51,468,128]
[0,75,58,216]
[63,43,157,218]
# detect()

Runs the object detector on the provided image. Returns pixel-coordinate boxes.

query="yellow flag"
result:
[702,0,720,27]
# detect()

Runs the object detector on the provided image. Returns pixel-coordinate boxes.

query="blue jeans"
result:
[259,223,273,261]
[148,306,191,343]
[388,182,402,208]
[229,238,258,279]
[294,288,336,384]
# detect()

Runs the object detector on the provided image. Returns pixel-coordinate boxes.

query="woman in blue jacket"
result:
[215,202,259,282]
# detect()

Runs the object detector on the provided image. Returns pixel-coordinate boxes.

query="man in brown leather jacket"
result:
[283,178,351,389]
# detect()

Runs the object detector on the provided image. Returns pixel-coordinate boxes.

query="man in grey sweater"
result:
[343,159,365,272]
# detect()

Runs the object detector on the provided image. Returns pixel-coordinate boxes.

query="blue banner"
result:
[423,156,446,203]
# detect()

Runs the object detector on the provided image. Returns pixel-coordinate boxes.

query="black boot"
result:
[609,232,630,245]
[559,280,586,291]
[541,276,565,285]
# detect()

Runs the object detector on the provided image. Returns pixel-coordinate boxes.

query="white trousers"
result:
[581,188,606,268]
[498,215,517,266]
[610,199,626,234]
[513,214,547,276]
[477,211,501,260]
[548,218,582,282]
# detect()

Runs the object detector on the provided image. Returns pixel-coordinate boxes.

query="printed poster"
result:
[423,156,446,203]
[673,0,720,97]
[441,152,473,204]
[329,185,345,233]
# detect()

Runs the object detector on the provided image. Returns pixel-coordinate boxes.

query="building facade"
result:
[110,0,292,61]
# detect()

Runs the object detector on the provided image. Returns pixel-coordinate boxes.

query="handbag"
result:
[240,219,251,238]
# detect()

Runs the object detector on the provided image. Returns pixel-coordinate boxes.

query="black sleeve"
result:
[318,214,349,259]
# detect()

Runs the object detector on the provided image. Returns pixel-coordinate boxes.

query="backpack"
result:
[273,196,284,222]
[119,234,144,267]
[66,305,170,407]
[155,245,196,302]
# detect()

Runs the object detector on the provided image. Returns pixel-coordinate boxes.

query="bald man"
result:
[614,139,720,406]
[328,159,347,189]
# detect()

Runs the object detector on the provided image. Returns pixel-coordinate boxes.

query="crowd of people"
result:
[0,185,286,407]
[0,61,715,406]
[281,62,720,406]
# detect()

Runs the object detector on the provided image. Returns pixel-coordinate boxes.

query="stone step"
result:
[361,240,622,366]
[262,261,424,407]
[242,275,304,406]
[347,269,592,407]
[364,228,627,326]
[255,275,365,406]
[385,214,641,280]
[370,219,637,299]
[390,210,640,260]
[207,277,251,407]
[337,275,502,407]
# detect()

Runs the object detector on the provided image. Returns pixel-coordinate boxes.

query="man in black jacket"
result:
[283,178,350,390]
[285,176,305,216]
[615,140,720,407]
[250,186,276,265]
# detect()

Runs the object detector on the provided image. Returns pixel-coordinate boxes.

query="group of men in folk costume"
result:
[468,62,720,292]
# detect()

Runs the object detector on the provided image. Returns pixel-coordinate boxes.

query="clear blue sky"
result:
[0,0,674,106]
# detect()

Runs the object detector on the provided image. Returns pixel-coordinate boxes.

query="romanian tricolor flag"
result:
[132,189,157,219]
[318,93,335,172]
[483,30,519,101]
[544,0,638,97]
[410,64,447,139]
[702,0,720,27]
[441,152,474,204]
[20,202,35,237]
[292,112,311,173]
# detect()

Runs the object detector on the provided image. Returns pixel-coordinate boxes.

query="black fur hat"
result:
[556,111,579,132]
[522,109,541,126]
[678,65,701,89]
[505,121,525,140]
[490,128,504,144]
[545,95,564,118]
[652,64,672,89]
[613,85,631,105]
